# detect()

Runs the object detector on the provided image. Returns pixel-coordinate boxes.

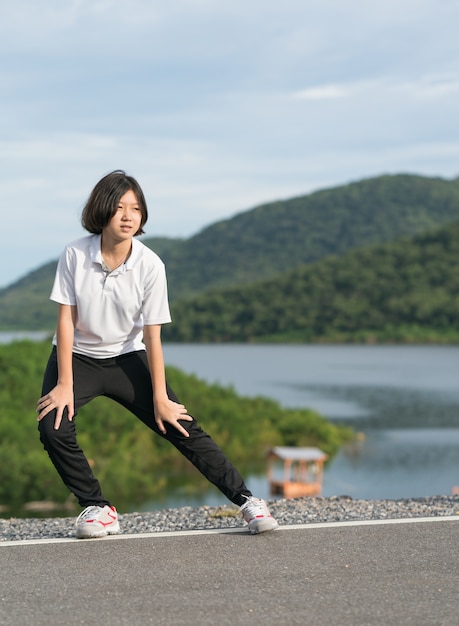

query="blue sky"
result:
[2,0,459,288]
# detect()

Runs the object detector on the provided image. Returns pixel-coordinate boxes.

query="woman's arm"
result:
[37,303,76,430]
[143,324,192,437]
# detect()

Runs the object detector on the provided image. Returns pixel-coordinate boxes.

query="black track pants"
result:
[38,348,251,508]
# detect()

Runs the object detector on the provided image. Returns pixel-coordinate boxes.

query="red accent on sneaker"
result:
[246,514,274,521]
[96,508,118,527]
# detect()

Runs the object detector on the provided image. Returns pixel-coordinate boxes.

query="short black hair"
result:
[81,170,148,235]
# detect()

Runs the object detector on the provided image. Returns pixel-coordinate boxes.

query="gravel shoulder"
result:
[1,495,458,542]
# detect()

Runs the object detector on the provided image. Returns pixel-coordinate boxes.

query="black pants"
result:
[38,348,251,508]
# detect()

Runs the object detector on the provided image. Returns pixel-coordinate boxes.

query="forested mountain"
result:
[147,173,459,300]
[0,261,58,331]
[163,220,459,343]
[1,173,459,331]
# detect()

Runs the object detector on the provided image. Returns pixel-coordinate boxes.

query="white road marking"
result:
[1,515,457,547]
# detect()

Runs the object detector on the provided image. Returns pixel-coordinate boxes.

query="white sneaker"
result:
[75,505,120,539]
[240,496,279,534]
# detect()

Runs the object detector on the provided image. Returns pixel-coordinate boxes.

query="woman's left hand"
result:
[154,398,193,437]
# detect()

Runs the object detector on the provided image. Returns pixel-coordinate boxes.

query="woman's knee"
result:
[165,418,212,450]
[38,412,75,449]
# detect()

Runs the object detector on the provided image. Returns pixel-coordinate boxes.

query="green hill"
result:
[1,173,459,331]
[147,173,459,300]
[163,220,459,343]
[0,261,59,331]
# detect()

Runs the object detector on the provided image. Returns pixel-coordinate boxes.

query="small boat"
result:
[267,446,328,498]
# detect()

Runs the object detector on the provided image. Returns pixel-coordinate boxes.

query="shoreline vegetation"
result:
[0,339,354,517]
[2,329,459,346]
[249,326,459,345]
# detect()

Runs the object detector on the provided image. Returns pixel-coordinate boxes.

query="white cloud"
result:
[292,72,459,103]
[398,74,459,99]
[293,85,348,100]
[1,0,459,289]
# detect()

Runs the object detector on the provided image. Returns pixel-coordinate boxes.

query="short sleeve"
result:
[50,247,77,305]
[142,260,172,325]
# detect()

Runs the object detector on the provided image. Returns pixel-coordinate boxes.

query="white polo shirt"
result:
[50,234,172,358]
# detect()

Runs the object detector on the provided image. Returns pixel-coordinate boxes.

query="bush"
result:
[0,340,353,512]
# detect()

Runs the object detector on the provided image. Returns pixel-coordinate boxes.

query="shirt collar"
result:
[89,233,141,271]
[90,234,103,265]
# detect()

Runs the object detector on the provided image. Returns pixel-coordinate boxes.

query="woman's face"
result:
[104,189,143,242]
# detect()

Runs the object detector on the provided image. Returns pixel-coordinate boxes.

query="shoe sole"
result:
[75,522,120,539]
[248,520,279,534]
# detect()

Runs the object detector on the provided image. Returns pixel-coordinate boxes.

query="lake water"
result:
[3,333,459,508]
[0,331,51,343]
[161,344,459,505]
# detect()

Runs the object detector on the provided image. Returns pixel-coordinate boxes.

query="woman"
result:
[37,170,278,539]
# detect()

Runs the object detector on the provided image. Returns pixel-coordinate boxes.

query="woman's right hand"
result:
[37,383,74,430]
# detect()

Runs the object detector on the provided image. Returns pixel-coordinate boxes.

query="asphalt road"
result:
[1,518,458,625]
